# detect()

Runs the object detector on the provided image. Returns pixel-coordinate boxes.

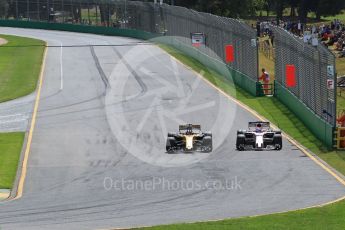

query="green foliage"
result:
[172,0,345,21]
[315,0,345,18]
[1,0,344,23]
[174,0,257,18]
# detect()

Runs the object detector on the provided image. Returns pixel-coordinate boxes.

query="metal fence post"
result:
[27,0,29,20]
[62,0,64,23]
[15,0,18,19]
[95,1,98,25]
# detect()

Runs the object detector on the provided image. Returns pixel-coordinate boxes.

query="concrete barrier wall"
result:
[275,81,334,148]
[0,20,156,40]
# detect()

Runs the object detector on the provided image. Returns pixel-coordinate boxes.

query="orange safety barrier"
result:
[335,127,345,149]
[335,114,345,149]
[339,129,345,149]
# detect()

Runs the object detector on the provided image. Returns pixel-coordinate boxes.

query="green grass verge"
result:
[141,199,345,230]
[0,35,44,189]
[147,43,345,230]
[0,34,45,102]
[0,133,25,189]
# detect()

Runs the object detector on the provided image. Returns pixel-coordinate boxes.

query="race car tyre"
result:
[167,132,177,137]
[275,144,282,150]
[273,135,282,150]
[237,130,245,135]
[204,131,212,137]
[201,136,212,153]
[166,137,177,153]
[236,135,245,151]
[237,144,245,151]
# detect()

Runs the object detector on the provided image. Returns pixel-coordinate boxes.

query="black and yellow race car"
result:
[166,124,212,153]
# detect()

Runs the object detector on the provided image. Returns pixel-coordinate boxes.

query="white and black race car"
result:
[236,122,282,151]
[166,124,212,153]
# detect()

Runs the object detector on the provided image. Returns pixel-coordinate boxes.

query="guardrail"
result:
[0,20,157,40]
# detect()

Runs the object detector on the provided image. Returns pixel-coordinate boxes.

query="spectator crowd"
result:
[318,19,345,58]
[256,19,345,58]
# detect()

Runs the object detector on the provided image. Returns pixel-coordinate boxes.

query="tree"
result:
[173,0,198,8]
[314,0,345,20]
[252,0,266,17]
[297,0,309,23]
[273,0,286,23]
[172,0,256,18]
[287,0,299,17]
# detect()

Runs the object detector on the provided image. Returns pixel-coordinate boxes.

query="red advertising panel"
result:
[286,64,296,87]
[225,45,234,63]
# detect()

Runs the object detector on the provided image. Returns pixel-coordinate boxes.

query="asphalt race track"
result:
[0,28,344,230]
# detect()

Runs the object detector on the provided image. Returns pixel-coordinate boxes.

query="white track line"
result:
[59,41,63,91]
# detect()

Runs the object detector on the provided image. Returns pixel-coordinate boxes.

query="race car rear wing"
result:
[179,124,201,131]
[248,122,270,131]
